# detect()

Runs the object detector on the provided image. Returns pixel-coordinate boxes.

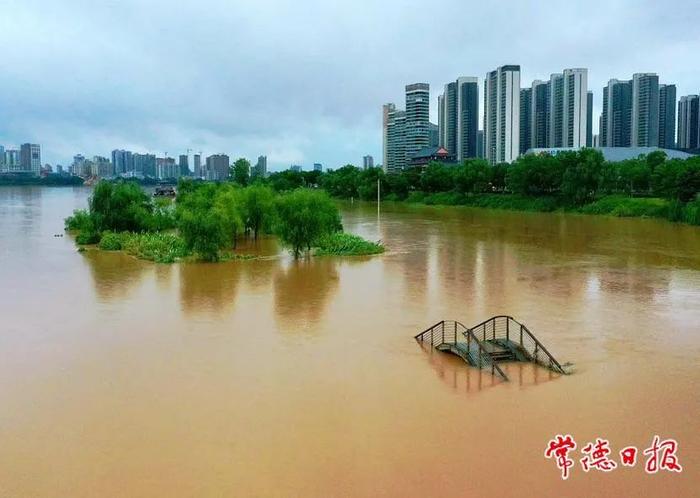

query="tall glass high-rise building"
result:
[631,73,660,147]
[531,80,550,149]
[382,103,394,169]
[678,95,699,150]
[548,73,564,148]
[404,83,430,163]
[658,84,677,149]
[382,103,406,173]
[254,155,267,177]
[20,143,41,176]
[522,68,587,151]
[600,79,632,147]
[519,87,532,155]
[439,82,457,155]
[484,65,520,164]
[562,68,588,148]
[133,153,156,177]
[179,154,190,176]
[455,77,478,161]
[111,149,134,175]
[383,103,406,174]
[586,91,593,147]
[194,154,202,178]
[439,77,479,161]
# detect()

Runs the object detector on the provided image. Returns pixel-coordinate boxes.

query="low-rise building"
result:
[524,146,694,161]
[409,146,456,168]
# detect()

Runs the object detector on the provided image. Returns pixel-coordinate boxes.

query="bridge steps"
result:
[415,316,569,382]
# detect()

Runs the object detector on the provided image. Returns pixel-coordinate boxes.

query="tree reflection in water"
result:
[273,257,339,334]
[178,260,243,316]
[83,249,151,302]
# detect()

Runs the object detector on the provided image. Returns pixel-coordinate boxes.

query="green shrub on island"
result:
[66,180,175,233]
[75,229,101,245]
[240,184,275,239]
[174,181,245,261]
[98,231,123,250]
[98,231,190,263]
[66,208,101,245]
[65,209,93,232]
[273,188,342,258]
[66,181,177,245]
[213,184,246,248]
[173,181,372,260]
[177,208,229,261]
[314,233,384,256]
[119,232,189,264]
[89,181,149,232]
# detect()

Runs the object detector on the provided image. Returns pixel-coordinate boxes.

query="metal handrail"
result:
[456,321,508,381]
[467,316,567,375]
[415,319,508,381]
[518,322,565,374]
[414,320,444,341]
[467,315,513,331]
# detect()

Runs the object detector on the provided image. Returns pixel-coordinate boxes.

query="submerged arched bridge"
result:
[414,316,568,382]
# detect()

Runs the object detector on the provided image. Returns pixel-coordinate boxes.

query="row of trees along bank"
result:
[251,150,700,225]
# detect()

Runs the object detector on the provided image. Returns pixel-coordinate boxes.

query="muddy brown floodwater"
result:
[0,186,699,497]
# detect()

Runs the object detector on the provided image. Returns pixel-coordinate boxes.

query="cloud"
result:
[0,0,698,169]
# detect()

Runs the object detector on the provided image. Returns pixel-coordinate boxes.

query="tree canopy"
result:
[274,189,342,258]
[231,158,251,186]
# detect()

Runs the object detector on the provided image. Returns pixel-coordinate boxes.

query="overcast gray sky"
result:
[1,0,698,170]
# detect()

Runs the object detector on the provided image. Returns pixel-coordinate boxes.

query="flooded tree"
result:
[274,189,342,258]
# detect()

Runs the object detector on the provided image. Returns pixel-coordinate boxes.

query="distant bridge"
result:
[414,316,569,382]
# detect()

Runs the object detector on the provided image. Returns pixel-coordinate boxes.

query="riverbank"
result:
[393,192,700,225]
[313,150,700,227]
[0,174,84,186]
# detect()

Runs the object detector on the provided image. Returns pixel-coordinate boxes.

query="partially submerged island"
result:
[65,180,384,263]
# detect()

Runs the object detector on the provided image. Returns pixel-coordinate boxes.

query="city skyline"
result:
[3,62,698,178]
[1,1,699,169]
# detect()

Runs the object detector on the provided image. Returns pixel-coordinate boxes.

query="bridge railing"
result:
[458,321,508,381]
[467,315,567,375]
[414,320,460,347]
[415,320,508,381]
